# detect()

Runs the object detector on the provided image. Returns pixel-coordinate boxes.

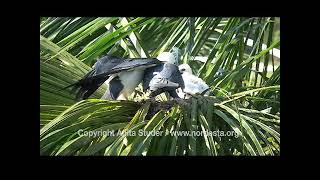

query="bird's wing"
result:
[60,55,124,100]
[147,63,184,98]
[149,74,180,90]
[108,58,161,74]
[92,55,125,75]
[108,76,124,100]
[161,63,184,89]
[142,64,164,91]
[85,58,161,83]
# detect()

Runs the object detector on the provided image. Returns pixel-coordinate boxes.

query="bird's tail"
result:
[58,75,108,101]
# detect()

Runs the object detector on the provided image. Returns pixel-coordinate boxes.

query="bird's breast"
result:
[182,73,209,94]
[118,69,144,95]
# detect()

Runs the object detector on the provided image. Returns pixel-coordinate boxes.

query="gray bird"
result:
[143,48,184,98]
[63,55,161,101]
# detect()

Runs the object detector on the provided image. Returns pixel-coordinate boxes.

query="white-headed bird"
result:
[63,55,161,101]
[143,48,184,98]
[177,64,210,99]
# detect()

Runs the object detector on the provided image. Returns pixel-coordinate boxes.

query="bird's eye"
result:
[181,68,186,71]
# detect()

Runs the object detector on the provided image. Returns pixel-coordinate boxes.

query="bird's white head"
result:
[179,64,193,74]
[157,52,177,64]
[157,47,180,65]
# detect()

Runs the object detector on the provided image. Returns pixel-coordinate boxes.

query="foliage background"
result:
[40,17,280,156]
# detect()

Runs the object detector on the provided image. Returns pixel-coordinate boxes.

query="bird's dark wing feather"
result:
[80,58,162,85]
[92,55,124,75]
[160,63,184,89]
[60,55,124,100]
[107,58,161,74]
[108,77,124,100]
[142,64,164,91]
[144,63,184,98]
